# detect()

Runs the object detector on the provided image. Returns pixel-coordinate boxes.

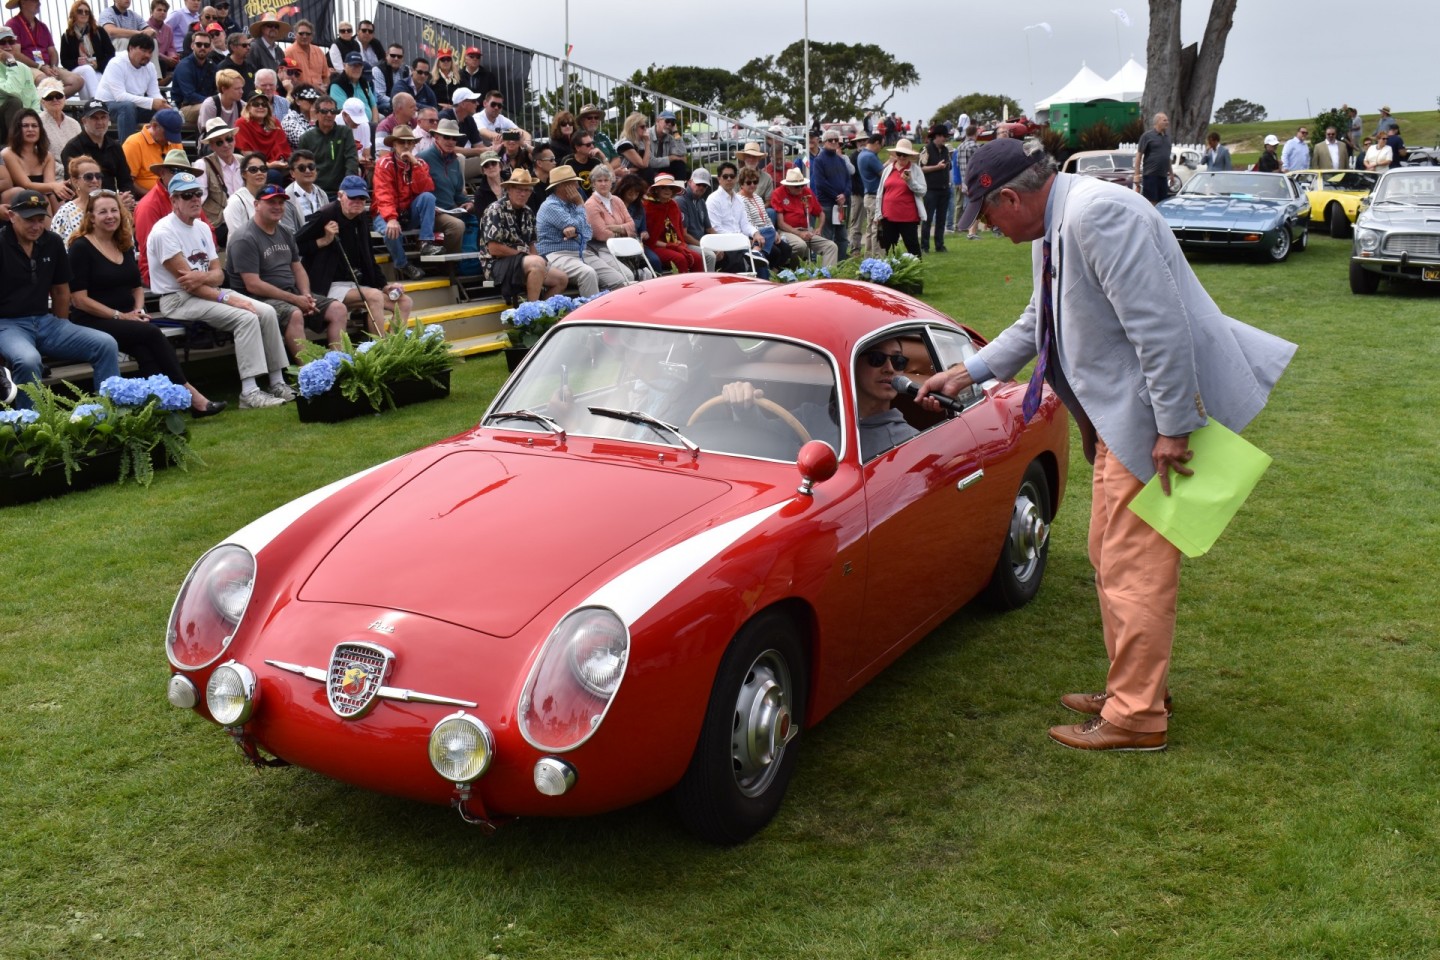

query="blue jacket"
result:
[418,143,466,210]
[857,149,882,195]
[172,53,216,106]
[809,148,849,206]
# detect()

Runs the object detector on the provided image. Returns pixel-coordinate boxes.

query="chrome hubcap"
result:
[1006,482,1048,583]
[731,650,795,798]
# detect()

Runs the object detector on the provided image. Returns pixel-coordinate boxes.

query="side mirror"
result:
[796,440,838,497]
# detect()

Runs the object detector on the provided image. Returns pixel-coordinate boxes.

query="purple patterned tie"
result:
[1022,239,1054,423]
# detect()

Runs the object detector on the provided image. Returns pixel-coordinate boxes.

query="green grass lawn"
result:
[5,232,1440,959]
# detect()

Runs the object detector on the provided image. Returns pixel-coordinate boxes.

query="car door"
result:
[845,326,1010,686]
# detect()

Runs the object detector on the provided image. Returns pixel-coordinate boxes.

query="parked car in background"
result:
[1157,171,1310,262]
[1061,148,1199,196]
[1350,167,1440,294]
[1286,168,1379,238]
[164,275,1069,844]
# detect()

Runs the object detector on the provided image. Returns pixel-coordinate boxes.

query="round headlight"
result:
[206,661,257,725]
[565,609,629,697]
[428,712,495,784]
[167,544,256,670]
[167,674,199,709]
[1356,228,1379,252]
[207,551,255,624]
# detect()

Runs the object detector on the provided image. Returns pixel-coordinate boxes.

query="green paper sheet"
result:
[1128,421,1273,558]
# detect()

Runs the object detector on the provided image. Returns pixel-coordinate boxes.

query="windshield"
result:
[1372,172,1440,204]
[1181,172,1292,199]
[1073,153,1129,173]
[487,324,842,462]
[1318,171,1379,192]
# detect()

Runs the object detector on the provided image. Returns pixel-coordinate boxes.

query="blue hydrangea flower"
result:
[536,299,558,319]
[297,358,337,398]
[156,384,192,411]
[514,301,545,326]
[588,288,611,300]
[422,325,445,341]
[819,267,832,278]
[548,295,576,314]
[1,408,40,428]
[98,375,149,406]
[356,340,377,354]
[322,350,352,368]
[777,269,797,282]
[500,308,518,326]
[70,403,107,423]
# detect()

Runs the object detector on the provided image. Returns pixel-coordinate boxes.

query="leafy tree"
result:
[629,65,750,114]
[732,41,918,122]
[1313,106,1352,148]
[535,75,608,121]
[1213,98,1266,124]
[1143,0,1240,142]
[931,92,1023,129]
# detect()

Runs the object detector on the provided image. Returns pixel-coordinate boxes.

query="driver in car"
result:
[720,336,919,460]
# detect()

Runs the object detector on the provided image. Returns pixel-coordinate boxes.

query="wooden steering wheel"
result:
[687,394,812,443]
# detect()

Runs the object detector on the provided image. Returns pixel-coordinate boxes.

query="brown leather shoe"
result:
[1049,716,1167,751]
[1060,691,1173,717]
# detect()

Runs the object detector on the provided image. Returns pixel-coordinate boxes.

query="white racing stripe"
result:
[583,501,787,626]
[225,461,392,555]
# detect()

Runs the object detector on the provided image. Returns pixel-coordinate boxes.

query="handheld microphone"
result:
[891,374,964,414]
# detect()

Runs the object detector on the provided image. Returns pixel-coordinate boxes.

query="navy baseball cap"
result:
[955,138,1049,232]
[11,190,49,218]
[338,175,369,198]
[344,51,364,65]
[154,108,184,142]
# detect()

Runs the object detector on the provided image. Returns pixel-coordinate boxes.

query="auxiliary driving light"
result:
[428,712,495,784]
[167,674,199,709]
[205,661,257,725]
[533,758,577,796]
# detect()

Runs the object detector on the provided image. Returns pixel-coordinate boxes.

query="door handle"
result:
[957,469,984,491]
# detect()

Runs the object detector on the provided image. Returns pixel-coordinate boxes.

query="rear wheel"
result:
[1349,259,1381,294]
[983,461,1052,610]
[674,610,807,845]
[1328,202,1352,239]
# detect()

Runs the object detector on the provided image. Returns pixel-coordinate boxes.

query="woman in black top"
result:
[67,191,225,416]
[59,0,116,94]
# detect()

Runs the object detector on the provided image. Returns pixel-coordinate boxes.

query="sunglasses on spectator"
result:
[862,351,908,371]
[576,140,593,147]
[173,190,202,201]
[719,172,735,180]
[414,69,429,75]
[296,30,311,37]
[235,41,250,46]
[388,53,403,59]
[244,165,267,173]
[0,39,15,46]
[487,101,503,108]
[193,41,210,49]
[318,107,337,114]
[359,26,373,33]
[293,163,315,171]
[43,92,65,100]
[212,135,234,143]
[338,27,352,33]
[89,188,118,199]
[78,171,103,181]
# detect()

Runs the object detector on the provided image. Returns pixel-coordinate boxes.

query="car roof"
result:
[559,274,959,350]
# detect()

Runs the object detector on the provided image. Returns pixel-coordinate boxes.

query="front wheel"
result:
[1328,202,1352,239]
[1349,258,1381,294]
[673,610,807,845]
[983,461,1052,610]
[1264,228,1291,262]
[1296,226,1309,252]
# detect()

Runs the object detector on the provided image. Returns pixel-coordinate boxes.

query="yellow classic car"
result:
[1286,169,1379,238]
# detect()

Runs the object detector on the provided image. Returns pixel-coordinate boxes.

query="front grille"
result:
[326,642,393,718]
[1381,234,1440,258]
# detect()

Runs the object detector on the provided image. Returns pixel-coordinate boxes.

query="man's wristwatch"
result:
[113,310,121,321]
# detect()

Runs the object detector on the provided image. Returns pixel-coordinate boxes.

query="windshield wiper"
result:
[484,409,566,439]
[587,406,700,458]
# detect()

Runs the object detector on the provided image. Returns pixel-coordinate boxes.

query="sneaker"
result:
[400,263,426,281]
[419,242,444,257]
[239,388,286,409]
[269,382,297,402]
[1048,716,1167,752]
[0,364,15,405]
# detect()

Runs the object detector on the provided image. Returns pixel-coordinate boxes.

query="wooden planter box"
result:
[294,371,452,424]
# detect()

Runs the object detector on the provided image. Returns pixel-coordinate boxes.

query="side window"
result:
[928,327,986,409]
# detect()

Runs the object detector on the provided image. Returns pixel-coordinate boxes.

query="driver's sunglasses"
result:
[862,351,908,371]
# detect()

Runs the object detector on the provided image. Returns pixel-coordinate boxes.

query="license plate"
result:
[1423,267,1440,282]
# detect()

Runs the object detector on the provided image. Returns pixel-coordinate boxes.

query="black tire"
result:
[1264,228,1291,263]
[983,461,1053,610]
[673,610,807,845]
[1296,225,1309,252]
[1328,202,1352,239]
[1349,258,1381,294]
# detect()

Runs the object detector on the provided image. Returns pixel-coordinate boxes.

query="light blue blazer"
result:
[976,173,1297,481]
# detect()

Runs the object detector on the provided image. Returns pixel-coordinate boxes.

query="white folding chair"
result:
[701,233,759,277]
[606,236,655,281]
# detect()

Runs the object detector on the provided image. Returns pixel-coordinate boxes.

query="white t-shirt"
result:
[476,111,517,135]
[147,213,217,296]
[224,189,257,238]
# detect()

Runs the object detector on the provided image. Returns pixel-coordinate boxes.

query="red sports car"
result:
[165,275,1069,844]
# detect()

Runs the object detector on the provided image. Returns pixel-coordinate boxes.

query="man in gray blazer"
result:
[922,138,1296,752]
[1203,132,1232,171]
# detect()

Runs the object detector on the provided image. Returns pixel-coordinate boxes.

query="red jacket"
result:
[235,116,292,164]
[642,197,685,249]
[372,152,436,223]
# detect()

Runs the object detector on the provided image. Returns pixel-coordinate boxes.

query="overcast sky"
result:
[407,0,1436,129]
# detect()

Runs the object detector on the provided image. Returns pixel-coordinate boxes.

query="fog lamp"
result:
[428,712,494,784]
[206,661,257,725]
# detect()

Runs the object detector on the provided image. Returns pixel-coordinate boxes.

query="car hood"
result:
[298,449,733,637]
[1358,205,1440,231]
[1160,195,1288,227]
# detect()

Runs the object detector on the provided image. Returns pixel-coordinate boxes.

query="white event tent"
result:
[1034,58,1147,113]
